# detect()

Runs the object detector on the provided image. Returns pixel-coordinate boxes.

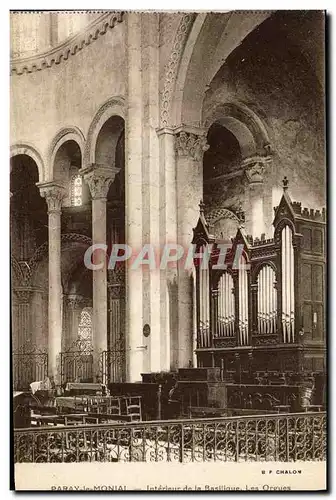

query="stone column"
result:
[175,126,209,368]
[126,12,144,382]
[141,13,161,374]
[157,127,178,371]
[244,158,270,239]
[81,164,119,381]
[38,181,65,384]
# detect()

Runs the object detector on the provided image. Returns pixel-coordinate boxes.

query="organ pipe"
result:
[238,255,249,345]
[257,264,277,335]
[281,226,295,343]
[198,245,210,348]
[216,272,235,337]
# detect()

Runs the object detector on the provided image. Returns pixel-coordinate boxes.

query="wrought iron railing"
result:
[100,348,126,385]
[60,351,93,385]
[60,339,94,385]
[12,344,48,391]
[14,412,326,463]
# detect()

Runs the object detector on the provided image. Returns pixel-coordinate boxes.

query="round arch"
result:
[84,96,125,167]
[203,101,271,158]
[26,233,92,287]
[205,207,240,227]
[10,143,45,182]
[48,127,85,180]
[251,260,278,285]
[170,11,271,128]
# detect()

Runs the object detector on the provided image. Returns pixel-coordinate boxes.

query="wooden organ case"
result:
[191,180,326,411]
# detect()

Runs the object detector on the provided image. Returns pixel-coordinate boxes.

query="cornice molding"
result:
[11,11,124,76]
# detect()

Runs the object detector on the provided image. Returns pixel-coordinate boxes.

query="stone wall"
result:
[10,19,126,179]
[202,12,325,237]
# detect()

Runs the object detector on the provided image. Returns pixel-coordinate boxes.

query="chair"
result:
[106,397,122,416]
[74,396,89,412]
[125,396,142,421]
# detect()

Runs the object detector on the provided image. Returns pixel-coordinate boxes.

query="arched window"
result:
[78,307,93,343]
[70,174,83,206]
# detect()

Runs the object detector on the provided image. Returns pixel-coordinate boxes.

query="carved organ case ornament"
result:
[192,177,326,369]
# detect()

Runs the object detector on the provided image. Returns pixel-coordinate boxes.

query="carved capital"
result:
[37,181,66,213]
[174,128,209,161]
[108,266,125,286]
[14,287,34,303]
[108,284,123,299]
[243,156,271,185]
[80,164,120,200]
[64,294,86,310]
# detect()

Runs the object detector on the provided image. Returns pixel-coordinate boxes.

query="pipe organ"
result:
[192,180,326,378]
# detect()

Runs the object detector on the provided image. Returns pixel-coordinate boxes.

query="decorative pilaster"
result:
[174,126,209,368]
[81,164,119,381]
[37,181,65,384]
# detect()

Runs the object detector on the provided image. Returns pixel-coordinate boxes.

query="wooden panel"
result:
[312,229,323,254]
[304,356,313,371]
[312,264,323,302]
[312,303,324,340]
[303,303,312,340]
[313,357,324,372]
[302,263,312,301]
[302,227,312,252]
